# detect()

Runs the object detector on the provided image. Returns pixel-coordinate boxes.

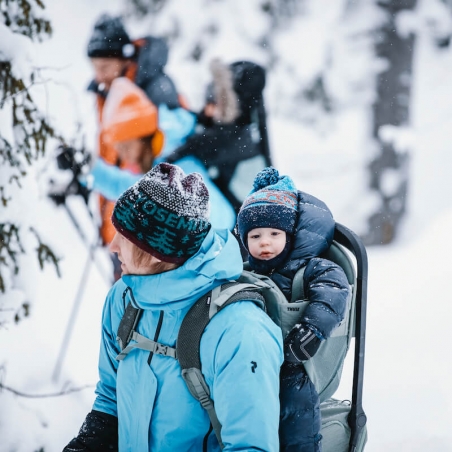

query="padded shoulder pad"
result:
[117,301,142,350]
[177,281,265,371]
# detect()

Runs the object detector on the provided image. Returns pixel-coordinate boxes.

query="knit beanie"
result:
[87,14,135,59]
[102,77,163,157]
[237,167,298,248]
[112,163,211,264]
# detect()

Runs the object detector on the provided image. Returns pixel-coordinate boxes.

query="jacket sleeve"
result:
[63,287,122,450]
[202,301,283,451]
[63,410,118,452]
[301,257,350,339]
[157,104,197,158]
[90,159,141,201]
[92,287,123,417]
[165,127,213,164]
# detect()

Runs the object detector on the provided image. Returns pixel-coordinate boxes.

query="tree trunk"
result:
[364,0,417,245]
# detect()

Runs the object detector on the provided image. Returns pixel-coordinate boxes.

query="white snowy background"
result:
[1,0,452,451]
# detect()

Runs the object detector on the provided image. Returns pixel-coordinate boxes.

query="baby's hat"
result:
[237,167,298,247]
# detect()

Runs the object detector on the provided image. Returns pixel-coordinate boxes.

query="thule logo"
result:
[287,307,300,311]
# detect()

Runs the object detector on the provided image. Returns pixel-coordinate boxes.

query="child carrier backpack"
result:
[115,223,368,451]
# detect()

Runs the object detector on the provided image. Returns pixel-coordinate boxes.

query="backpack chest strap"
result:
[116,331,177,361]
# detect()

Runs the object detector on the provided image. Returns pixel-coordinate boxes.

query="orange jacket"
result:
[92,37,188,244]
[95,64,163,244]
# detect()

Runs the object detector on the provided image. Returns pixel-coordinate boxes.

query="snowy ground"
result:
[1,0,452,451]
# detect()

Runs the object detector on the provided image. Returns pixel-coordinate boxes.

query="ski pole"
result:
[48,169,112,286]
[62,202,113,286]
[52,247,93,382]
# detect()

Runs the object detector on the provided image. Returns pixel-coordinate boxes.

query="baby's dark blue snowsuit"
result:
[259,191,350,452]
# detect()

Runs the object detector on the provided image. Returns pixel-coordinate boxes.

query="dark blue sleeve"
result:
[301,257,350,339]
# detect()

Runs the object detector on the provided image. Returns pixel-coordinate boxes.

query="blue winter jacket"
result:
[93,228,283,451]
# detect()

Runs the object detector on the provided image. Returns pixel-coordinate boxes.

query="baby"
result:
[237,167,350,452]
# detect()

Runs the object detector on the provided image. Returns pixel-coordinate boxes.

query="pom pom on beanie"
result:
[237,167,298,248]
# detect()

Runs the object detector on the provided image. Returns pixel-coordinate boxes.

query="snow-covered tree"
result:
[0,0,60,325]
[365,0,418,245]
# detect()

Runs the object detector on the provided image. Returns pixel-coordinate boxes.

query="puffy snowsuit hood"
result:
[271,190,335,300]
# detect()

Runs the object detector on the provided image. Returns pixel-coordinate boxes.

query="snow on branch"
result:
[1,0,63,312]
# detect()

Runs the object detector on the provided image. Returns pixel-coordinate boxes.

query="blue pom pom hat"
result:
[237,167,298,248]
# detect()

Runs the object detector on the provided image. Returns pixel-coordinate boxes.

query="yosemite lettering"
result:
[139,198,206,231]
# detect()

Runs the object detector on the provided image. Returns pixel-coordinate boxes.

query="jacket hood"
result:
[290,190,335,264]
[121,228,243,310]
[270,190,335,299]
[134,36,169,86]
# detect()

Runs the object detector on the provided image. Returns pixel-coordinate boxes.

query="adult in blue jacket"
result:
[64,162,283,452]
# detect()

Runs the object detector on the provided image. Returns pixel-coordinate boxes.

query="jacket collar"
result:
[121,228,243,310]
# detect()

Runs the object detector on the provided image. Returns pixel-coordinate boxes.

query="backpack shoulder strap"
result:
[290,266,307,302]
[116,300,142,351]
[176,279,265,449]
[115,290,177,361]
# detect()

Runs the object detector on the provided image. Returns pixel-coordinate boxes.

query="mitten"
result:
[284,324,322,364]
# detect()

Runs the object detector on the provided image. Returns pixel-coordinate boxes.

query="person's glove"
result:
[55,145,92,177]
[47,146,93,205]
[63,410,118,451]
[284,324,322,364]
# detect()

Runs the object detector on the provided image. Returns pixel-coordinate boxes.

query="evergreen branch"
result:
[30,227,61,277]
[0,0,52,41]
[0,223,24,292]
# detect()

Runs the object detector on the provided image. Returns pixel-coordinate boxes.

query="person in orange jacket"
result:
[86,13,196,246]
[89,77,236,280]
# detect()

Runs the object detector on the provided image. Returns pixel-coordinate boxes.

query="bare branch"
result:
[0,382,95,398]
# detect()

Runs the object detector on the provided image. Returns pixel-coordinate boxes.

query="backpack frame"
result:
[115,222,368,451]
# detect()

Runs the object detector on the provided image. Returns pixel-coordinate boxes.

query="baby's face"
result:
[247,228,286,261]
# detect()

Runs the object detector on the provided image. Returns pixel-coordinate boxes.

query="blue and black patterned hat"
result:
[237,167,298,248]
[112,163,211,264]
